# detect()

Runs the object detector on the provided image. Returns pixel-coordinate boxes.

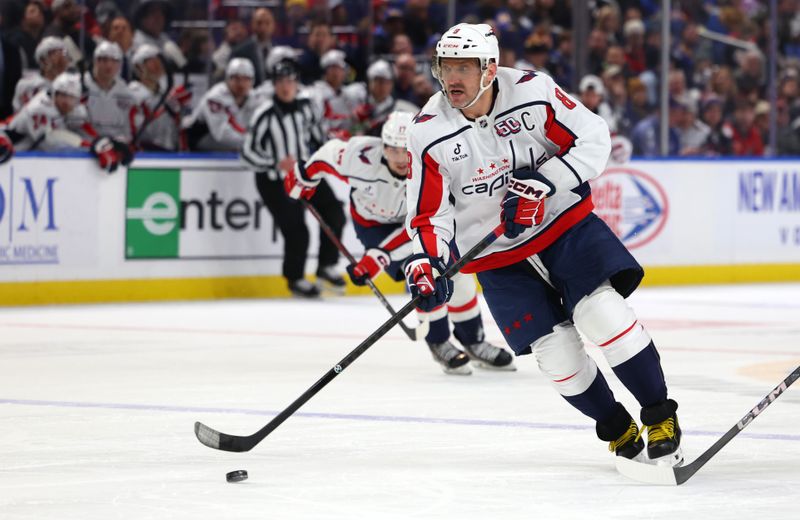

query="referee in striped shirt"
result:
[241,58,346,298]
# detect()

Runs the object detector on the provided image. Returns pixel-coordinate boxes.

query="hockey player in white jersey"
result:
[311,49,364,139]
[0,73,131,173]
[284,110,515,374]
[83,41,138,143]
[12,37,70,112]
[403,24,683,465]
[352,60,418,136]
[129,44,191,151]
[183,58,264,151]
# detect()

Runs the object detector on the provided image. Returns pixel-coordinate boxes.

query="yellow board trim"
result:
[641,263,800,285]
[1,263,798,306]
[0,275,408,306]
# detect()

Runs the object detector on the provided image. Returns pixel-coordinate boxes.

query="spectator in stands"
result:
[13,37,68,113]
[183,58,263,151]
[735,49,766,99]
[131,0,187,72]
[212,19,248,83]
[549,29,573,87]
[726,99,764,156]
[84,41,137,143]
[603,65,631,134]
[674,95,710,156]
[178,28,212,74]
[391,34,414,57]
[630,99,682,157]
[0,9,24,120]
[579,74,617,133]
[231,7,276,86]
[587,28,610,75]
[403,0,436,52]
[624,76,652,132]
[604,45,631,78]
[44,0,96,63]
[710,65,738,114]
[373,7,405,56]
[699,96,733,156]
[298,20,336,84]
[6,1,46,70]
[519,32,552,74]
[105,16,135,81]
[393,53,418,104]
[622,18,647,75]
[412,73,435,107]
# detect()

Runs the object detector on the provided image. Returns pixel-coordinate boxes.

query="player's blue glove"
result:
[404,253,453,312]
[500,166,555,239]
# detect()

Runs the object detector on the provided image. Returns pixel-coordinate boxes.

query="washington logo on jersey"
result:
[591,167,668,249]
[413,113,436,124]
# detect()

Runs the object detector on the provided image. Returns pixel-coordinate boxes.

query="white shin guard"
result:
[572,282,652,368]
[532,322,598,397]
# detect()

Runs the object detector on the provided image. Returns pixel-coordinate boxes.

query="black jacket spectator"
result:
[0,30,23,120]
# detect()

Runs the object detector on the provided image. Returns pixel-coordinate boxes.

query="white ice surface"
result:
[1,284,799,519]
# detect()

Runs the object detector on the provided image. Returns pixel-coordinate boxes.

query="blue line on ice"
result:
[1,398,798,442]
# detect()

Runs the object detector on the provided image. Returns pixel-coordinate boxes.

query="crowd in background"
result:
[2,0,800,157]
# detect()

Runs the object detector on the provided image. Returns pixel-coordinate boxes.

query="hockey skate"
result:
[427,341,472,375]
[609,419,646,460]
[316,265,346,295]
[597,404,645,461]
[288,279,321,299]
[641,399,683,467]
[462,340,516,371]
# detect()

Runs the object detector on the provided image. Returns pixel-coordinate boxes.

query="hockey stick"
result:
[616,364,800,485]
[194,223,505,452]
[301,199,424,341]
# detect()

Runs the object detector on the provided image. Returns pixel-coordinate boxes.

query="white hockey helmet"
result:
[35,36,67,65]
[132,44,161,67]
[320,49,347,70]
[52,73,82,99]
[432,23,499,81]
[381,111,414,148]
[94,40,123,61]
[226,58,255,79]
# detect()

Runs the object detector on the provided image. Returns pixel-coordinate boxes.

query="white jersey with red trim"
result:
[405,67,611,273]
[83,73,137,142]
[129,81,179,151]
[311,80,365,137]
[184,82,265,151]
[12,73,50,112]
[2,90,91,150]
[298,135,411,255]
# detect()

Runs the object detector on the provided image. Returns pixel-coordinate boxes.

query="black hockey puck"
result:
[226,470,248,483]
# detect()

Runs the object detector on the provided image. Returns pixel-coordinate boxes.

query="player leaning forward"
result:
[404,23,683,465]
[284,111,515,374]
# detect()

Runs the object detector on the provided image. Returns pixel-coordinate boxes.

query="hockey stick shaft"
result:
[194,223,505,452]
[674,363,800,484]
[616,364,800,485]
[302,199,418,341]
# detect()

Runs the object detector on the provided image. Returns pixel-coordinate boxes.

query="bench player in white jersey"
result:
[403,24,683,465]
[12,37,70,112]
[129,44,191,151]
[0,73,131,173]
[283,111,515,374]
[311,49,364,139]
[83,41,138,143]
[183,58,264,151]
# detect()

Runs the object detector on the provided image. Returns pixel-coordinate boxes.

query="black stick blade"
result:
[195,421,256,452]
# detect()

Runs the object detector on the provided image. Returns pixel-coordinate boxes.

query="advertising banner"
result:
[125,166,282,259]
[0,158,97,271]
